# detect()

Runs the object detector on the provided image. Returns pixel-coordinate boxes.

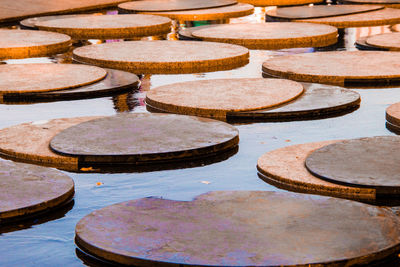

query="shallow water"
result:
[1,7,400,266]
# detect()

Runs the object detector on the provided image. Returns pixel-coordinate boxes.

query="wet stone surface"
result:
[50,113,239,164]
[305,136,400,194]
[76,191,400,266]
[117,0,237,12]
[0,160,74,223]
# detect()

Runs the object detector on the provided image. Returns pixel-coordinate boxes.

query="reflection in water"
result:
[112,92,139,113]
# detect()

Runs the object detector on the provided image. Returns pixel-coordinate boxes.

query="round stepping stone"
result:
[387,121,400,134]
[266,5,383,20]
[20,14,90,30]
[386,102,400,127]
[342,0,400,8]
[257,140,376,201]
[117,0,237,12]
[190,22,338,49]
[355,36,388,50]
[146,78,304,118]
[73,41,249,74]
[237,0,323,6]
[75,191,400,266]
[262,51,400,85]
[305,136,400,195]
[0,29,71,59]
[178,25,216,40]
[35,14,172,40]
[119,3,254,21]
[1,68,140,102]
[228,83,360,121]
[0,160,74,223]
[50,113,239,164]
[365,33,400,51]
[0,64,107,94]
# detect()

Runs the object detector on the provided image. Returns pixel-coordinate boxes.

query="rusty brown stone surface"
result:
[365,33,400,50]
[343,0,400,5]
[20,14,90,30]
[257,140,377,201]
[73,41,249,74]
[75,191,400,266]
[0,117,99,171]
[0,64,107,94]
[0,0,127,24]
[354,36,388,50]
[266,5,383,19]
[0,29,71,59]
[386,102,400,126]
[35,14,172,40]
[119,3,254,21]
[230,83,360,120]
[305,136,400,195]
[294,8,400,28]
[262,51,400,85]
[50,113,239,164]
[0,160,74,222]
[117,0,237,12]
[237,0,322,6]
[191,23,338,49]
[146,78,304,118]
[1,68,140,102]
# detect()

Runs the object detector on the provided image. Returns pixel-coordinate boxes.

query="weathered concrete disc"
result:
[178,25,216,40]
[0,117,99,171]
[35,14,172,39]
[0,29,71,59]
[75,191,400,266]
[117,0,237,12]
[191,23,338,49]
[146,78,304,118]
[119,3,254,21]
[257,141,377,201]
[50,113,239,164]
[0,160,74,222]
[355,36,388,50]
[2,68,140,102]
[291,8,400,28]
[386,102,400,127]
[20,14,90,30]
[0,64,107,94]
[305,136,400,194]
[229,83,360,120]
[343,0,400,5]
[73,41,249,74]
[266,5,383,20]
[237,0,323,7]
[262,51,400,85]
[365,33,400,51]
[387,121,400,134]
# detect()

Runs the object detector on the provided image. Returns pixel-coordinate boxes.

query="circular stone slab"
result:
[0,29,71,59]
[355,36,388,50]
[75,191,400,266]
[191,23,338,49]
[266,5,384,20]
[305,136,400,194]
[237,0,323,6]
[1,68,140,102]
[342,0,400,6]
[292,8,400,28]
[387,102,400,126]
[146,78,304,118]
[0,64,107,94]
[228,83,360,121]
[20,14,89,30]
[50,113,239,164]
[257,141,376,201]
[0,117,99,171]
[178,25,216,40]
[262,51,400,85]
[366,33,400,51]
[119,3,254,21]
[73,41,249,74]
[117,0,237,12]
[0,160,74,222]
[35,14,172,40]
